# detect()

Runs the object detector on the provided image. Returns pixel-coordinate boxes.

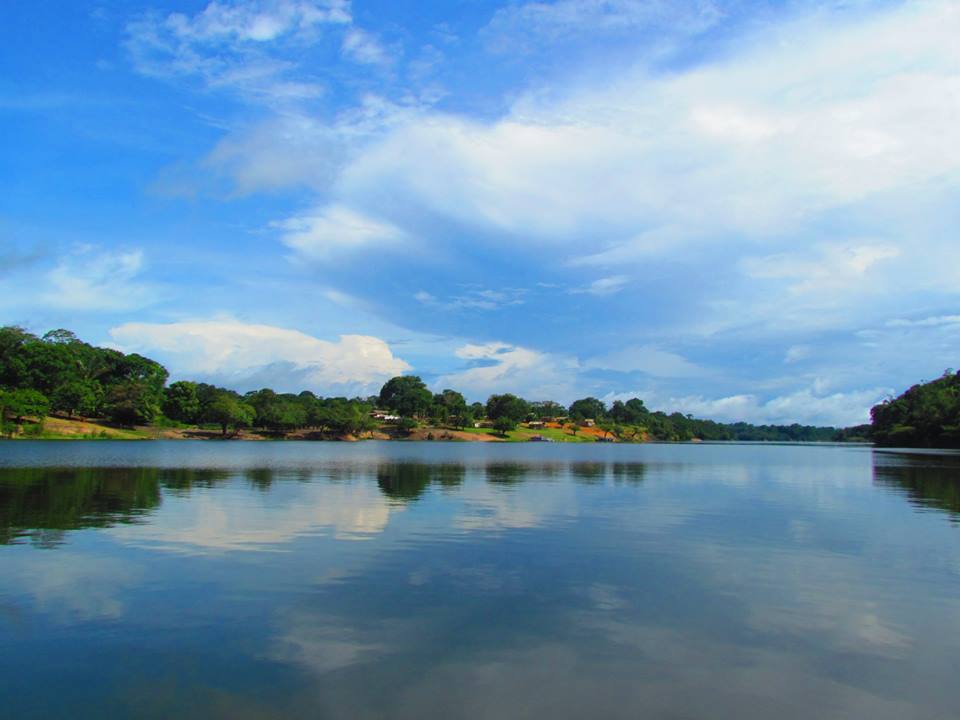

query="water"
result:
[1,441,958,719]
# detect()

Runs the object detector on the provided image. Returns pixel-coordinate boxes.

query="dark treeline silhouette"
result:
[870,370,960,448]
[1,325,853,442]
[0,466,236,546]
[873,452,960,519]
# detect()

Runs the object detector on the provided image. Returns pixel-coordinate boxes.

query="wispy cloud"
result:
[342,27,393,65]
[481,0,721,54]
[571,275,629,296]
[414,287,526,311]
[586,345,706,378]
[125,0,351,101]
[275,204,406,259]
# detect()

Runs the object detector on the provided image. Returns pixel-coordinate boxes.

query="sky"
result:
[1,0,958,426]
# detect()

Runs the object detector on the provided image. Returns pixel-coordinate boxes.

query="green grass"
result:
[458,425,595,442]
[22,428,153,440]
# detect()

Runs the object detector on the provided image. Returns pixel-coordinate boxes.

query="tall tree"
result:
[379,376,433,418]
[486,394,529,422]
[569,397,606,421]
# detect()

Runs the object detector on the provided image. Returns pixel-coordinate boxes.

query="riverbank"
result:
[3,416,622,443]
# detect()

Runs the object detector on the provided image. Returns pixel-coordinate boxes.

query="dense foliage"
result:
[1,325,859,442]
[870,370,960,448]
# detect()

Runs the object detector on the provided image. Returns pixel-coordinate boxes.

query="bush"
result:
[493,416,517,436]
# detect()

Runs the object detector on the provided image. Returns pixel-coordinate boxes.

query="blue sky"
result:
[2,0,958,425]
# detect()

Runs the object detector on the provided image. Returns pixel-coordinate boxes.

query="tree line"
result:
[870,370,960,448]
[1,326,851,441]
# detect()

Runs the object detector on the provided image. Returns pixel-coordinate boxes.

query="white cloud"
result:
[40,247,159,312]
[886,315,960,328]
[275,204,406,259]
[328,0,960,254]
[437,342,579,402]
[784,344,812,363]
[413,287,526,311]
[126,0,350,100]
[271,610,388,674]
[342,28,391,65]
[571,275,629,296]
[586,345,706,377]
[742,242,901,294]
[109,479,398,553]
[0,554,142,621]
[109,318,410,393]
[618,383,891,426]
[482,0,720,53]
[164,0,350,43]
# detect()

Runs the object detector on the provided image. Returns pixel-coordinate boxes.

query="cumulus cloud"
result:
[436,342,579,402]
[117,0,960,413]
[326,1,960,253]
[109,318,410,393]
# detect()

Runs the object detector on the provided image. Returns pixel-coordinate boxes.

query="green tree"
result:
[0,326,34,388]
[871,370,960,448]
[486,393,529,422]
[431,389,467,426]
[51,379,102,418]
[104,381,160,427]
[246,389,308,433]
[453,409,475,429]
[204,394,255,436]
[396,417,418,435]
[1,388,50,425]
[379,376,433,418]
[569,397,606,422]
[530,400,565,420]
[163,381,200,423]
[493,416,517,436]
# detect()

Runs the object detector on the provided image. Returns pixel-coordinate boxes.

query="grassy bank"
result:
[4,416,627,443]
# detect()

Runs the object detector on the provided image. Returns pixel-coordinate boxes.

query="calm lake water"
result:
[1,441,959,719]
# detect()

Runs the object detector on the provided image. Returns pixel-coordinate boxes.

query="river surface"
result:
[1,441,959,719]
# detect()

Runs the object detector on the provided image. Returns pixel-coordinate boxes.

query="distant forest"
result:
[870,370,960,448]
[1,326,861,442]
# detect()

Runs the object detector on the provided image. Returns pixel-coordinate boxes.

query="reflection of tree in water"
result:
[0,467,162,547]
[434,463,466,489]
[376,463,466,501]
[244,468,276,491]
[612,463,647,485]
[485,463,530,486]
[160,468,232,493]
[570,462,607,484]
[873,452,960,520]
[0,467,232,547]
